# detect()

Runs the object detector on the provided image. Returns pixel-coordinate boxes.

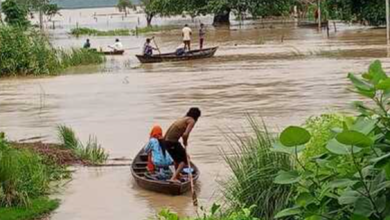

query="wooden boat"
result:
[298,21,329,28]
[131,149,200,195]
[101,50,125,55]
[136,47,218,63]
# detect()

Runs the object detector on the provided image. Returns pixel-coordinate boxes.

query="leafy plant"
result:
[222,117,293,219]
[273,60,390,219]
[2,0,29,28]
[70,27,131,36]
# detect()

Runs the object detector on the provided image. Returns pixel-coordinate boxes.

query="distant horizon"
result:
[51,0,140,9]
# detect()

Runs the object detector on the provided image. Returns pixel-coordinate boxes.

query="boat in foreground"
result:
[136,47,218,63]
[131,149,199,195]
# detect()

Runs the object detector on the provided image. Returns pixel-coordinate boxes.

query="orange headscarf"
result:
[150,125,163,139]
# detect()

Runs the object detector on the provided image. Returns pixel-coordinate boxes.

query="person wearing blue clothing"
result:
[144,137,173,168]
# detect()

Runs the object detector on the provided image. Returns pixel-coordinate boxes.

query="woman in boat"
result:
[144,125,173,174]
[164,108,201,182]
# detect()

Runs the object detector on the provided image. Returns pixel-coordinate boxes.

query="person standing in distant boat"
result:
[143,38,157,56]
[110,38,123,51]
[199,23,206,50]
[83,39,91,49]
[182,24,192,51]
[164,108,201,183]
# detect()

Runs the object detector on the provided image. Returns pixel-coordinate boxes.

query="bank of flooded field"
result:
[1,7,390,220]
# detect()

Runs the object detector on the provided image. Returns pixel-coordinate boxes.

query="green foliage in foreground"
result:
[0,197,59,220]
[0,26,105,77]
[273,60,390,219]
[57,125,109,164]
[156,205,259,220]
[222,118,293,219]
[0,135,66,207]
[70,27,131,36]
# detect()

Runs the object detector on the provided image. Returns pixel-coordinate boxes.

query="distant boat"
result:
[298,21,329,28]
[131,148,200,195]
[101,50,125,55]
[136,47,218,64]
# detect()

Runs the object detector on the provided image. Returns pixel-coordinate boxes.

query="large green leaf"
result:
[354,197,374,217]
[296,192,315,207]
[274,170,301,185]
[272,141,305,154]
[274,207,301,219]
[304,215,322,220]
[351,118,377,135]
[326,138,362,155]
[376,78,390,90]
[329,178,358,188]
[280,126,311,147]
[336,130,373,148]
[369,60,387,85]
[371,153,390,168]
[338,190,360,205]
[348,73,374,91]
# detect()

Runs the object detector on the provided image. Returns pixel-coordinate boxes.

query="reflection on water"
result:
[1,7,390,220]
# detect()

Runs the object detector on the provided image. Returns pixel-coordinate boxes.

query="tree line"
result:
[140,0,387,26]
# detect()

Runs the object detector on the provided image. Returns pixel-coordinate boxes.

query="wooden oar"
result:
[151,37,162,55]
[186,150,198,207]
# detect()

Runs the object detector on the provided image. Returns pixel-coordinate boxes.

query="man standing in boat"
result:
[199,23,206,50]
[164,108,201,183]
[182,24,192,51]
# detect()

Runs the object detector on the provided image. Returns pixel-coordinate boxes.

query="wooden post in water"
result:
[387,0,390,45]
[318,0,322,31]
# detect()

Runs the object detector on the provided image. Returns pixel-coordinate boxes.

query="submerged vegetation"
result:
[0,26,105,77]
[70,27,131,36]
[70,25,175,37]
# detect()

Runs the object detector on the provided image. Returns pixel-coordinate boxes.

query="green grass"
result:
[132,25,176,35]
[0,198,59,220]
[221,117,293,219]
[59,48,106,68]
[70,27,131,36]
[57,125,109,165]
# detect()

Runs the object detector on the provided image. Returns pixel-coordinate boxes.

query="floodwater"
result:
[1,7,390,220]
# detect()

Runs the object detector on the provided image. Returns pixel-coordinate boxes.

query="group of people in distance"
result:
[142,23,206,57]
[83,38,124,51]
[144,108,201,183]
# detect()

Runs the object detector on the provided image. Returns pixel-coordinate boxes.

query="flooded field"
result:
[1,7,390,220]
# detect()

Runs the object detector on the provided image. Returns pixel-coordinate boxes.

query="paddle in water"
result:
[186,150,198,207]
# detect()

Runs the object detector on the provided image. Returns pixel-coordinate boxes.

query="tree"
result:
[42,3,60,21]
[117,0,132,17]
[325,0,386,26]
[141,0,184,26]
[2,0,30,28]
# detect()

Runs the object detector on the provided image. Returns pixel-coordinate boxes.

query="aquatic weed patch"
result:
[70,27,131,36]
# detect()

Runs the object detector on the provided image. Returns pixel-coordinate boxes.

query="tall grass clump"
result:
[59,48,105,67]
[0,26,62,76]
[0,136,52,207]
[57,125,109,164]
[222,117,293,219]
[70,27,131,36]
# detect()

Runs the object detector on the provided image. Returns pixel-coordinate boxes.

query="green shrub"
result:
[57,125,109,164]
[0,26,62,76]
[222,118,293,219]
[0,136,61,207]
[273,60,390,220]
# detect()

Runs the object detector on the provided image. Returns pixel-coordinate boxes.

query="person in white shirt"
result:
[182,24,192,51]
[110,38,123,51]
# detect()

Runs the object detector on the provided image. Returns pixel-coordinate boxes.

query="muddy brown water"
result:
[1,7,390,220]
